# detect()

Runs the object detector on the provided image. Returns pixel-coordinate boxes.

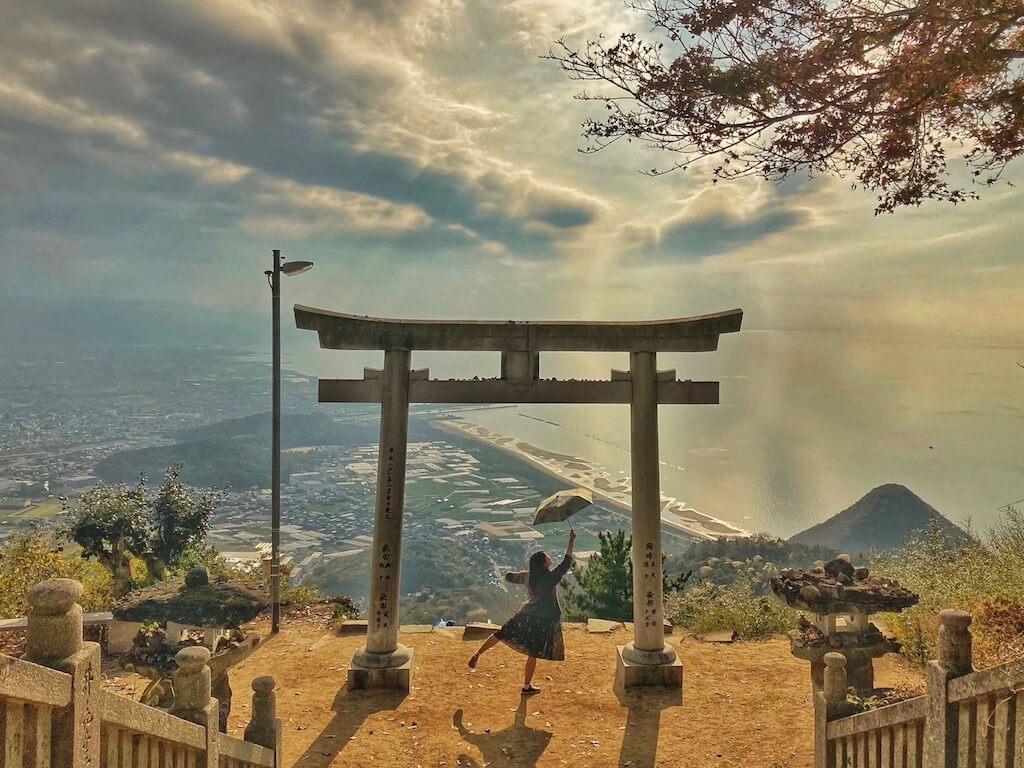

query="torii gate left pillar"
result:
[295,304,743,692]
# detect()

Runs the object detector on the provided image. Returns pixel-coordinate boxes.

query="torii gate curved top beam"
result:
[294,304,743,352]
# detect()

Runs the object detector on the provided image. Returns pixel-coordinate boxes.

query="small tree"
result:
[65,479,148,597]
[566,529,635,621]
[144,464,222,580]
[566,529,691,620]
[64,465,223,595]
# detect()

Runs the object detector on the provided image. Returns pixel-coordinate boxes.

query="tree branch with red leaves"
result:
[548,0,1024,212]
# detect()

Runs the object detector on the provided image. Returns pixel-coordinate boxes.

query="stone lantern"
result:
[771,556,919,692]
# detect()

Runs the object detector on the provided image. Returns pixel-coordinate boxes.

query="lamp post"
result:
[265,250,314,633]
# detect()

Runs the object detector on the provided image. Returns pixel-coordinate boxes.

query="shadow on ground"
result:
[616,685,683,767]
[453,693,553,767]
[293,687,406,767]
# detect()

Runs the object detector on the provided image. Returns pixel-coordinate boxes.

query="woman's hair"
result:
[527,550,549,593]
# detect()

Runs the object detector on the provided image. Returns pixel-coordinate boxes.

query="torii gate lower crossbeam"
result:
[295,305,743,692]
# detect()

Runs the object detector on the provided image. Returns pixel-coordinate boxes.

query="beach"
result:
[434,418,750,541]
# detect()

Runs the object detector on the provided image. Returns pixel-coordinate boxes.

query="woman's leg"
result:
[468,634,501,669]
[523,655,538,689]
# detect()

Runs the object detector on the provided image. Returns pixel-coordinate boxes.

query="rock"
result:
[799,585,821,602]
[824,557,855,580]
[185,567,211,588]
[854,567,870,580]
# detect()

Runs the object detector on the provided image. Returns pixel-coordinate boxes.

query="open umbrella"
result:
[533,487,593,526]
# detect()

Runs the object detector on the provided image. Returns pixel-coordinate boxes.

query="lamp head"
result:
[281,260,314,276]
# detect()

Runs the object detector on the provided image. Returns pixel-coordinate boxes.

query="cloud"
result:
[616,183,811,262]
[0,0,606,264]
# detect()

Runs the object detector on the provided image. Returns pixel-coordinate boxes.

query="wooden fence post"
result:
[924,609,972,768]
[170,646,220,768]
[24,578,102,768]
[244,676,282,767]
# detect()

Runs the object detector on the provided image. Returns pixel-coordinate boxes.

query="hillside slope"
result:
[790,483,967,554]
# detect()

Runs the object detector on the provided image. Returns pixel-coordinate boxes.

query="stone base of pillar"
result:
[615,645,683,690]
[347,645,413,692]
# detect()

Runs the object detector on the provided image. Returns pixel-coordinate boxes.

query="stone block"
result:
[615,645,683,690]
[587,618,624,634]
[339,620,368,636]
[106,620,143,654]
[399,624,435,634]
[347,651,413,692]
[702,630,738,644]
[463,622,501,640]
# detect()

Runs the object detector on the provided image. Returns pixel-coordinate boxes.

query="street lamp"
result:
[265,249,314,633]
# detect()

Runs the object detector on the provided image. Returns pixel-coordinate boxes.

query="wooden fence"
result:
[0,579,281,768]
[815,610,1024,768]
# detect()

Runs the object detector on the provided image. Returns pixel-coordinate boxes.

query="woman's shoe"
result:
[521,684,541,694]
[468,653,480,670]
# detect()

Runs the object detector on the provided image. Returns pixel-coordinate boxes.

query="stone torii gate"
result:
[295,305,743,691]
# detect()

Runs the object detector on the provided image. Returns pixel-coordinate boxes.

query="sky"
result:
[1,0,1022,529]
[3,0,1023,346]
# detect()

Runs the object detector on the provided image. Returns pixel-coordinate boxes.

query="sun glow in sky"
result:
[2,0,1021,341]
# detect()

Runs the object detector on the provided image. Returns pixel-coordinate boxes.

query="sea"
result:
[289,329,1024,538]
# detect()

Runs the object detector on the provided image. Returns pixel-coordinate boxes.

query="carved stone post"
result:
[925,610,972,768]
[937,609,973,676]
[171,646,220,767]
[822,652,849,718]
[616,350,682,689]
[25,578,102,768]
[349,347,414,691]
[244,676,282,763]
[812,653,850,768]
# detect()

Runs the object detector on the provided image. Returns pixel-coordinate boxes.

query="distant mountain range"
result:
[789,483,968,554]
[0,296,265,355]
[96,413,380,489]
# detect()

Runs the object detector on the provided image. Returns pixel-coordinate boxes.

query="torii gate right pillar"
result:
[616,350,683,689]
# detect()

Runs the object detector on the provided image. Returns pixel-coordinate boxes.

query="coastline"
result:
[432,417,750,541]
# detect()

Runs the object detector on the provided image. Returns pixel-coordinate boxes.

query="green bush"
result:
[665,578,795,639]
[871,510,1024,667]
[0,530,113,618]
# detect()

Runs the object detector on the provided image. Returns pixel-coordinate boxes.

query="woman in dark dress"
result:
[468,528,576,694]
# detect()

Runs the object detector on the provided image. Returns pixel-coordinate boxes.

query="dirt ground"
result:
[222,621,923,768]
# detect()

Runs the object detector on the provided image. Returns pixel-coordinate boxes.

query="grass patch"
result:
[665,578,796,640]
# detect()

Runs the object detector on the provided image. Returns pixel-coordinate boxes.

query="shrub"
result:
[280,584,322,608]
[327,595,360,622]
[871,510,1024,667]
[665,578,795,639]
[0,530,113,618]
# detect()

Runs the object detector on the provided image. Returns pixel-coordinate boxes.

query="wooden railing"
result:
[0,579,281,768]
[815,610,1024,768]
